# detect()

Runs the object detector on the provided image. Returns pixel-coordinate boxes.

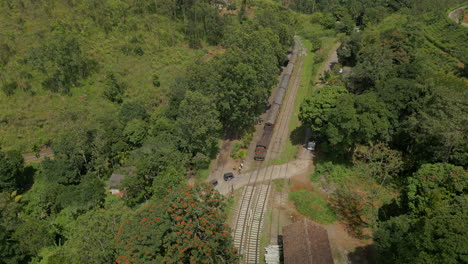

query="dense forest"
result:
[0,0,466,263]
[298,0,467,263]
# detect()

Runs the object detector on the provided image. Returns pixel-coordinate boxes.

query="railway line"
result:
[231,36,305,264]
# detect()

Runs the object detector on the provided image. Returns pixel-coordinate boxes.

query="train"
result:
[254,45,298,161]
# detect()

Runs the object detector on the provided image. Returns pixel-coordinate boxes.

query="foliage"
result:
[406,163,467,216]
[123,119,148,147]
[56,198,132,264]
[0,150,25,193]
[41,132,92,185]
[118,102,149,124]
[352,143,403,185]
[273,179,287,192]
[311,150,353,185]
[121,133,189,206]
[289,190,337,224]
[104,73,127,104]
[0,225,25,264]
[324,92,392,148]
[12,217,54,257]
[373,162,467,262]
[26,32,97,94]
[403,74,468,166]
[332,173,396,236]
[175,91,221,158]
[0,1,297,262]
[299,85,348,134]
[151,167,186,200]
[115,184,238,263]
[212,23,284,131]
[230,142,247,160]
[374,196,468,264]
[0,191,26,263]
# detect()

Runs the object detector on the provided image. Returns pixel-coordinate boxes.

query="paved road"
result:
[215,159,311,195]
[448,6,468,27]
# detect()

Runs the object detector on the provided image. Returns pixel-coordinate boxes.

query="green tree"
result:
[27,32,96,94]
[332,173,395,236]
[0,150,25,193]
[374,197,468,264]
[121,133,189,206]
[57,173,106,213]
[324,93,391,148]
[115,184,238,263]
[104,73,126,104]
[0,191,28,263]
[406,163,467,216]
[59,198,132,264]
[352,143,403,185]
[175,91,221,157]
[12,217,54,257]
[254,5,296,50]
[403,75,468,166]
[42,133,92,185]
[123,119,148,147]
[119,102,149,124]
[152,166,185,200]
[299,85,348,134]
[0,225,25,264]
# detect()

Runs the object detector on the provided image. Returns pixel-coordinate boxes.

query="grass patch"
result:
[311,159,352,186]
[224,195,236,222]
[195,160,215,184]
[289,189,337,224]
[225,187,245,226]
[273,178,287,192]
[195,168,210,184]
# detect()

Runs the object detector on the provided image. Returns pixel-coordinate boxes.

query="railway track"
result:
[269,38,305,160]
[231,37,305,263]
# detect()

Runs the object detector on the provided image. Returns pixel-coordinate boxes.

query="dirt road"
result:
[22,148,54,164]
[448,6,468,27]
[316,42,341,88]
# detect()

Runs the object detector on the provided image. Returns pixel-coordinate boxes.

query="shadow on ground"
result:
[289,125,306,146]
[347,245,376,264]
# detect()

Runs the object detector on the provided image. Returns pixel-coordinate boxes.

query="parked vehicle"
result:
[223,172,234,181]
[307,140,316,151]
[209,179,218,186]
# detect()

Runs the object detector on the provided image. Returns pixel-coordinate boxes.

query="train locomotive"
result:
[254,47,298,161]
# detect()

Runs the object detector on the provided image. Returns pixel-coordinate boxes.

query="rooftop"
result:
[282,219,334,264]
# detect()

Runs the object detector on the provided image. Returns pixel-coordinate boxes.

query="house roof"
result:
[107,173,126,188]
[107,167,136,188]
[282,219,334,264]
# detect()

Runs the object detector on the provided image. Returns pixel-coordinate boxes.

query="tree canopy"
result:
[115,185,238,264]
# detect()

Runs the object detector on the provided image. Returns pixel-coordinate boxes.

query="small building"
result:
[107,173,126,197]
[282,219,334,264]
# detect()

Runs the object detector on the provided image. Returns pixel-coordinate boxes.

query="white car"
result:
[307,141,316,151]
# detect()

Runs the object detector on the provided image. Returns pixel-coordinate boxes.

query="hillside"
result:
[0,1,216,151]
[0,0,466,263]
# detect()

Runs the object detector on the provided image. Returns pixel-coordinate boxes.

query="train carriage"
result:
[254,42,298,161]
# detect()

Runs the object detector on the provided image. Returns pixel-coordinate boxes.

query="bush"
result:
[1,81,17,96]
[230,142,243,159]
[312,161,351,185]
